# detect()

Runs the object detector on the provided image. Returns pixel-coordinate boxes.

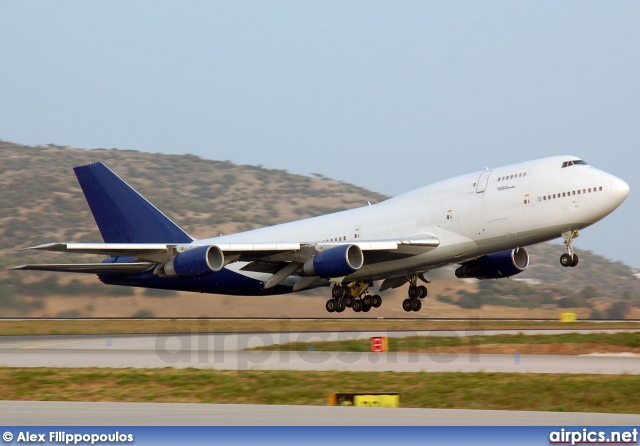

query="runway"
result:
[1,401,639,426]
[0,330,638,374]
[1,329,638,426]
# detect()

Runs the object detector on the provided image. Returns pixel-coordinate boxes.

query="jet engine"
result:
[301,244,364,278]
[454,248,529,280]
[161,245,225,278]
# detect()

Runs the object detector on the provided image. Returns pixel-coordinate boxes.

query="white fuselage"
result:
[202,156,629,283]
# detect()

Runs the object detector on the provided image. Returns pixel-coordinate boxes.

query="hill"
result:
[1,140,638,318]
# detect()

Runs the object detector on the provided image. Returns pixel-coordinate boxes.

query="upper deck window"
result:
[562,160,588,168]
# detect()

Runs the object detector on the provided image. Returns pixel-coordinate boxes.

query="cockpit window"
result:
[561,160,588,168]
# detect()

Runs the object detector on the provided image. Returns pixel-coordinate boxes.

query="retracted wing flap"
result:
[316,235,440,251]
[24,243,172,257]
[16,242,304,272]
[22,242,302,262]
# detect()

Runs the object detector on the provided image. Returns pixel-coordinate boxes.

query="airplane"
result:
[14,156,629,313]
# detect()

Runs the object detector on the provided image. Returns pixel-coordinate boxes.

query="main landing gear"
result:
[325,274,429,314]
[402,274,428,313]
[560,230,579,268]
[325,282,382,313]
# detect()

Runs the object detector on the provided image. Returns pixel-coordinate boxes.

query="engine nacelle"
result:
[162,245,225,278]
[455,248,529,280]
[302,244,364,278]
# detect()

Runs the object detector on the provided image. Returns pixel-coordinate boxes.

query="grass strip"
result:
[256,332,640,352]
[1,320,639,336]
[0,368,638,414]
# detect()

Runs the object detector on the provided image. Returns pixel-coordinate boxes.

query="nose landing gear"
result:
[560,230,579,268]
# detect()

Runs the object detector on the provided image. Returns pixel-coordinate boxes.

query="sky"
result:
[1,1,639,267]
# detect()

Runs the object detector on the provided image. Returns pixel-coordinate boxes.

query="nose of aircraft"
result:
[610,177,630,205]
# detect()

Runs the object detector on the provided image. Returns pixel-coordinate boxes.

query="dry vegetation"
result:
[0,368,638,413]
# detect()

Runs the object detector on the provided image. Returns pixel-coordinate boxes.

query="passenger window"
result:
[599,186,603,191]
[588,188,591,193]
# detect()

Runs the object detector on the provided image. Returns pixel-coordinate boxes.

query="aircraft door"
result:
[476,170,493,193]
[521,192,537,229]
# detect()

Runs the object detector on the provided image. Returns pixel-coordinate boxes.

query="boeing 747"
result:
[14,156,629,313]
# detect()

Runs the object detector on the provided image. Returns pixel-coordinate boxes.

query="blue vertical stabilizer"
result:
[74,163,193,243]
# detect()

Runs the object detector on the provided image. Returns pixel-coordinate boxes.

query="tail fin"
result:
[73,163,193,244]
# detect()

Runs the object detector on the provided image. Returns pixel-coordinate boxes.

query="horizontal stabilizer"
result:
[13,263,156,275]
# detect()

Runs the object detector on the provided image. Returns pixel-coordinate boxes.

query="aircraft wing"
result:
[15,235,439,277]
[22,235,438,260]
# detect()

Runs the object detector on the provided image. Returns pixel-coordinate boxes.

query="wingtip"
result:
[21,243,66,251]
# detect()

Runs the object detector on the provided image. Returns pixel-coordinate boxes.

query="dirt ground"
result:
[415,343,640,355]
[20,275,604,319]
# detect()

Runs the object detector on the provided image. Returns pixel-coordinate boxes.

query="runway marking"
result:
[20,340,105,350]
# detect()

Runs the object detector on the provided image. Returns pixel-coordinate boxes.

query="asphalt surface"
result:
[0,330,638,374]
[1,401,638,426]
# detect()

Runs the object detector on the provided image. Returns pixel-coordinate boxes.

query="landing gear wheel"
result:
[362,302,371,312]
[336,299,346,312]
[352,299,363,312]
[344,295,354,308]
[326,299,336,313]
[331,286,344,299]
[408,285,420,299]
[561,229,580,268]
[560,253,573,268]
[402,299,413,312]
[412,299,422,312]
[371,295,382,308]
[362,295,372,307]
[418,285,428,299]
[570,254,579,267]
